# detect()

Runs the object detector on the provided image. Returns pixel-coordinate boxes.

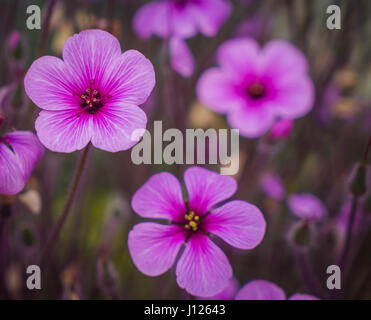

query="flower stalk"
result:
[39,143,91,270]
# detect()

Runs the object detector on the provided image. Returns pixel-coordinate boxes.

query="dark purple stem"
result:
[38,143,91,271]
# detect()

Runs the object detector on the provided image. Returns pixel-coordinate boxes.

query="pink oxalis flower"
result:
[288,193,327,221]
[235,280,319,300]
[197,39,314,138]
[24,29,155,153]
[128,166,266,297]
[133,0,232,39]
[0,131,44,195]
[260,172,285,201]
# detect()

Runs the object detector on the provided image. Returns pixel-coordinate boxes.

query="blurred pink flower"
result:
[8,31,21,52]
[133,0,232,39]
[260,172,285,201]
[169,37,195,77]
[24,29,155,153]
[128,166,266,297]
[0,131,44,195]
[288,193,327,221]
[270,119,293,140]
[197,39,314,138]
[235,279,319,300]
[197,278,239,300]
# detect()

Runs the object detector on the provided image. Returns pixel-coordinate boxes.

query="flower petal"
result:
[90,104,147,152]
[260,40,309,77]
[235,280,286,300]
[289,293,319,300]
[35,109,92,153]
[204,200,266,249]
[228,103,275,138]
[184,166,237,215]
[271,75,314,119]
[100,50,155,106]
[133,2,171,39]
[62,29,122,88]
[217,38,260,74]
[197,278,239,300]
[197,68,245,114]
[24,56,81,111]
[0,131,43,195]
[5,131,44,179]
[128,223,186,276]
[169,37,195,78]
[191,0,232,37]
[288,193,327,221]
[0,143,24,195]
[131,171,186,221]
[176,233,232,297]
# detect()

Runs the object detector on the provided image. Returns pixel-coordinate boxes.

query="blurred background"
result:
[0,0,370,299]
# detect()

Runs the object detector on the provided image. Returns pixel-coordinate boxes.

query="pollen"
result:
[79,82,106,114]
[184,211,200,231]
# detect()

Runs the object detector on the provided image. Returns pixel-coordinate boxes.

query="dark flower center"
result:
[246,82,266,100]
[78,80,109,115]
[172,0,198,8]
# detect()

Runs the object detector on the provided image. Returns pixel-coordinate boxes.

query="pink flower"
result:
[197,39,314,138]
[288,193,327,221]
[24,29,155,153]
[260,173,285,201]
[169,37,195,77]
[270,119,293,140]
[235,280,319,300]
[133,0,232,39]
[128,166,266,297]
[0,131,44,195]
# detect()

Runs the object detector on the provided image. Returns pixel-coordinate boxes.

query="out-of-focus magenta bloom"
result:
[288,193,327,221]
[8,31,21,52]
[197,39,314,138]
[169,37,195,77]
[197,278,239,300]
[270,119,293,140]
[128,166,266,297]
[235,280,319,300]
[133,0,232,39]
[260,173,285,201]
[24,29,155,153]
[0,131,44,195]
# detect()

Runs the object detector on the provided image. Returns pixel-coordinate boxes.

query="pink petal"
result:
[203,200,266,249]
[35,109,92,153]
[217,38,260,74]
[0,131,43,195]
[168,4,198,38]
[289,293,320,300]
[260,173,285,201]
[133,2,171,39]
[197,278,239,300]
[272,75,314,119]
[235,280,286,300]
[62,29,122,88]
[228,103,275,138]
[184,166,237,215]
[5,131,44,179]
[90,104,147,152]
[131,171,186,221]
[176,233,232,297]
[190,0,232,37]
[288,193,327,221]
[101,50,155,106]
[128,223,186,276]
[0,143,24,195]
[197,68,245,113]
[24,56,81,111]
[169,37,195,78]
[260,40,309,78]
[270,119,293,140]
